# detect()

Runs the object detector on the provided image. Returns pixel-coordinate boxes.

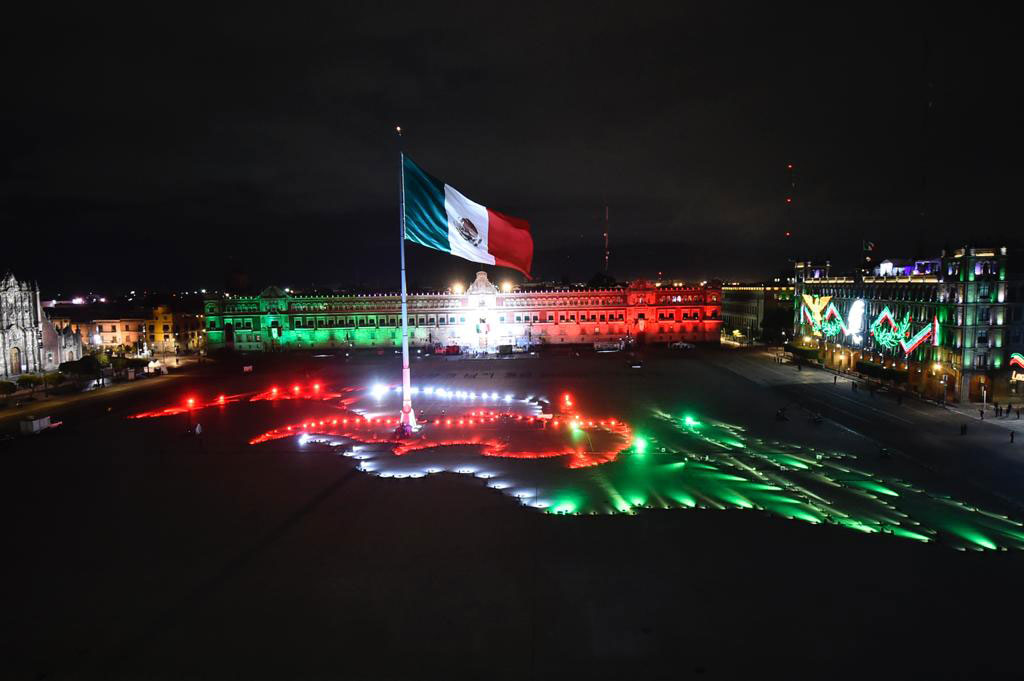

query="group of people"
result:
[979,402,1021,420]
[992,402,1020,419]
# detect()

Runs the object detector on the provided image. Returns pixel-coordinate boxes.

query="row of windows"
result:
[802,282,1009,305]
[96,324,145,332]
[656,311,704,320]
[212,310,729,330]
[221,295,723,314]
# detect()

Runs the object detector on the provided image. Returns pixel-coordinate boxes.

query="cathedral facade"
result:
[1,273,83,379]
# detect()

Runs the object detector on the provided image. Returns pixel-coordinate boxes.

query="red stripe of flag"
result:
[487,208,533,278]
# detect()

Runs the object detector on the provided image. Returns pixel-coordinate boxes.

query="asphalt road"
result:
[710,349,1024,513]
[3,348,1024,680]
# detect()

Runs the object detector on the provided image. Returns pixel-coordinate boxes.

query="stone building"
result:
[148,305,204,354]
[722,282,795,344]
[0,272,82,379]
[204,271,722,353]
[793,246,1024,403]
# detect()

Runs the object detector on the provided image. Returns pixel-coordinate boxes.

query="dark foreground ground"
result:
[3,348,1023,680]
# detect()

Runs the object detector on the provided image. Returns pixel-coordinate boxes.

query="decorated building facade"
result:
[793,246,1024,403]
[204,272,722,353]
[1,272,83,379]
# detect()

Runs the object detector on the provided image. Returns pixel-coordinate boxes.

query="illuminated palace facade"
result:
[204,272,722,354]
[793,246,1024,403]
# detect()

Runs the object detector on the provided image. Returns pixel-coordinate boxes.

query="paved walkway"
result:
[944,402,1024,432]
[736,346,1024,434]
[0,372,188,427]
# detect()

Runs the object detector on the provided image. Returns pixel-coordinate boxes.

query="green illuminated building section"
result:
[203,286,415,352]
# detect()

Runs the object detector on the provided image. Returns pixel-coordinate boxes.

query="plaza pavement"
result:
[5,348,1024,680]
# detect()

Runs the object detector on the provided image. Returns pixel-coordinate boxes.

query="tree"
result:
[60,356,103,385]
[41,371,63,397]
[16,374,41,394]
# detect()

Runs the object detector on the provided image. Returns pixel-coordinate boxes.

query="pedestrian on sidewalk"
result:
[980,409,985,420]
[834,375,837,385]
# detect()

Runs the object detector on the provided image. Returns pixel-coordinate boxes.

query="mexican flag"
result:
[402,155,534,277]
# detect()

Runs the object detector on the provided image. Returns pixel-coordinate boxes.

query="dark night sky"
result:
[2,3,1022,295]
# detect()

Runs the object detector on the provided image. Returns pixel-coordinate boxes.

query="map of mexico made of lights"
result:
[129,381,1024,551]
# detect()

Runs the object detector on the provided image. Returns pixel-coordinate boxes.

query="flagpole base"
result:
[400,401,418,430]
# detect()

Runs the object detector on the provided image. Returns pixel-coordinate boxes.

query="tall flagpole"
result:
[397,126,417,430]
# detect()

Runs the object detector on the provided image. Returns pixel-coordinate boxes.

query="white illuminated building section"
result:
[846,299,865,345]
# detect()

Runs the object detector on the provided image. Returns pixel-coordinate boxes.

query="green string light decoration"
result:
[870,308,911,352]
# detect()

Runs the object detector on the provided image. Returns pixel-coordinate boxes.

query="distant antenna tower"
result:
[784,163,796,239]
[603,204,610,273]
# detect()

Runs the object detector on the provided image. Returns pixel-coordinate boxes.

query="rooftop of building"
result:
[205,273,721,302]
[46,303,152,324]
[796,245,1014,285]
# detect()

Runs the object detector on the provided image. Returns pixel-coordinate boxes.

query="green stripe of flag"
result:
[402,155,450,254]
